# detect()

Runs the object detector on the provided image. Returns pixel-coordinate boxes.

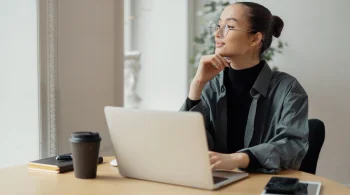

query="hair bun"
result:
[272,15,284,38]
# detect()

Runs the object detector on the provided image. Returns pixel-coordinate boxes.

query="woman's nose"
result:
[215,27,223,38]
[215,29,221,38]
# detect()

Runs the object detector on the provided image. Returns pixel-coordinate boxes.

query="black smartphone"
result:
[264,176,299,194]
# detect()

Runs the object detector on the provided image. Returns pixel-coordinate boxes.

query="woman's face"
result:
[215,4,261,58]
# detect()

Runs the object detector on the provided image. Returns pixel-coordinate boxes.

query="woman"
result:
[180,2,309,174]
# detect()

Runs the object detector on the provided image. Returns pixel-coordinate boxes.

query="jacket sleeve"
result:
[179,89,215,150]
[239,80,309,174]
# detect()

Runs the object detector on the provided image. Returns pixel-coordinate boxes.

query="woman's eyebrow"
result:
[219,17,238,22]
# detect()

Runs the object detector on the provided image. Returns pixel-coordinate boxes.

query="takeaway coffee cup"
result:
[70,132,101,179]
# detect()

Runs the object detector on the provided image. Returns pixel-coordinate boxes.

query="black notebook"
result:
[28,154,103,173]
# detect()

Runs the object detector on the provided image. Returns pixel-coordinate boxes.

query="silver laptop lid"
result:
[104,106,214,189]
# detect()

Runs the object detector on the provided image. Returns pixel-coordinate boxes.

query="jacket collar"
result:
[219,61,273,98]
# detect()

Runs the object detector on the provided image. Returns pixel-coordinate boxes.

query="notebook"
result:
[28,154,103,173]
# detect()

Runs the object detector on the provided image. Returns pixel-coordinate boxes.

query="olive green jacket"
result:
[180,63,309,173]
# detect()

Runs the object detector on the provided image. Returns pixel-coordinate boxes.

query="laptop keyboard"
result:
[213,176,228,184]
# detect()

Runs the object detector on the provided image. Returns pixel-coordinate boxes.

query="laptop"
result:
[104,106,248,190]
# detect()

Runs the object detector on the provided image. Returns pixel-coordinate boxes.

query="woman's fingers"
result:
[211,160,222,170]
[211,56,225,70]
[223,57,232,64]
[208,151,223,169]
[208,151,216,158]
[210,155,220,164]
[216,55,230,67]
[209,152,220,165]
[210,58,221,69]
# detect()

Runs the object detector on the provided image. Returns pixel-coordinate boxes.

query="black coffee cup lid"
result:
[70,132,101,143]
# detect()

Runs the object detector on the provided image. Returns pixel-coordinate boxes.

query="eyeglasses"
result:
[208,23,258,38]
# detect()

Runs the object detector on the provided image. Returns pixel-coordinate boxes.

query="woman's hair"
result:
[235,2,284,56]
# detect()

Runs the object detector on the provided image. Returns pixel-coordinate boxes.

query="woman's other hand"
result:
[209,151,250,170]
[188,54,230,100]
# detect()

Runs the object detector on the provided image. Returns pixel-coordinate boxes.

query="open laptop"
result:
[104,106,248,190]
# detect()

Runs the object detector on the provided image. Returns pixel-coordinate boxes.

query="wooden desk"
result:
[1,157,349,195]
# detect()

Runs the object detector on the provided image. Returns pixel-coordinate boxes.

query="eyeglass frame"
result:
[208,23,263,41]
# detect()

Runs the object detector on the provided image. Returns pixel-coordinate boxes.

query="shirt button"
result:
[221,86,225,92]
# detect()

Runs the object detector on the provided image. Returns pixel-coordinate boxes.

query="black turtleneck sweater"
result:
[186,61,264,169]
[225,61,264,153]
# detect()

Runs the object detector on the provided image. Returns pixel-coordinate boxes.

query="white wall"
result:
[0,0,39,167]
[133,0,188,111]
[196,0,350,185]
[56,0,124,156]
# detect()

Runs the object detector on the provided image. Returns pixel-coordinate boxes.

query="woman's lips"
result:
[216,43,225,48]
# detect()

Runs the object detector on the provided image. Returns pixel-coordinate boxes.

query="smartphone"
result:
[264,177,299,194]
[261,181,322,195]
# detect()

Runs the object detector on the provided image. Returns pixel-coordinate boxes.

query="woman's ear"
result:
[251,32,263,47]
